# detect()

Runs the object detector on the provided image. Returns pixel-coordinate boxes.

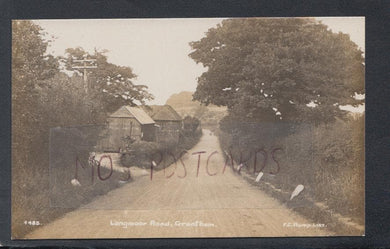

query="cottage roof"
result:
[142,105,182,121]
[109,106,155,125]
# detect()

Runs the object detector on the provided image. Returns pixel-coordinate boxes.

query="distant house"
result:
[142,105,183,144]
[103,106,156,151]
[98,105,183,152]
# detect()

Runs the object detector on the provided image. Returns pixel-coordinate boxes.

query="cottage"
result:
[105,106,156,151]
[98,105,183,152]
[142,105,183,144]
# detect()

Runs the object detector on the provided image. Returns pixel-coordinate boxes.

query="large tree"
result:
[189,18,364,124]
[63,47,153,113]
[12,20,59,164]
[12,21,58,85]
[12,20,59,124]
[12,21,61,236]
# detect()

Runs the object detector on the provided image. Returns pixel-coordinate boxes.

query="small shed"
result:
[142,105,183,144]
[105,106,156,151]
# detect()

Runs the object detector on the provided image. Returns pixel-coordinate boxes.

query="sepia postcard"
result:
[11,17,365,239]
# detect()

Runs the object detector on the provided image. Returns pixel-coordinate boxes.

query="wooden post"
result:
[72,57,97,93]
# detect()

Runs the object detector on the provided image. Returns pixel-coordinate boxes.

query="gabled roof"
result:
[142,105,182,121]
[109,106,155,125]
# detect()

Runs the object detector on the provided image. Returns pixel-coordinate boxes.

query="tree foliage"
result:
[12,21,58,85]
[189,18,364,124]
[12,20,59,120]
[12,20,60,162]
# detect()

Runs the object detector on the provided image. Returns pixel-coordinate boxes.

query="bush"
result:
[157,136,179,153]
[217,115,364,225]
[120,116,203,170]
[179,116,202,150]
[120,141,159,168]
[183,116,201,135]
[312,117,364,219]
[178,131,202,151]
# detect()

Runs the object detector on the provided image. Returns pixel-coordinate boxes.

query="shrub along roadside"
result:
[120,116,202,170]
[12,125,128,238]
[217,115,364,232]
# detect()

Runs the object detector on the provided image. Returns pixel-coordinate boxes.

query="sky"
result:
[35,17,365,111]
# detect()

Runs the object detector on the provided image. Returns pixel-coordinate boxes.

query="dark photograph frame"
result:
[0,0,389,248]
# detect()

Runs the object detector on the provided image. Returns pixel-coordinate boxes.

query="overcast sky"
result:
[35,17,365,109]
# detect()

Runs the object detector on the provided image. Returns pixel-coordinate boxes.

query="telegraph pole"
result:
[72,55,97,94]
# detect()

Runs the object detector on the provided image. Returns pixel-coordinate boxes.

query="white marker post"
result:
[290,184,305,200]
[255,172,264,182]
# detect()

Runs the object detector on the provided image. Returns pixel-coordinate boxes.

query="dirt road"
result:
[26,130,332,238]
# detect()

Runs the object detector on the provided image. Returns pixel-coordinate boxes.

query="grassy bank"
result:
[12,125,127,238]
[217,116,364,234]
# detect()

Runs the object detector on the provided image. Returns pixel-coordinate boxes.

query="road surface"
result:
[26,129,332,238]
